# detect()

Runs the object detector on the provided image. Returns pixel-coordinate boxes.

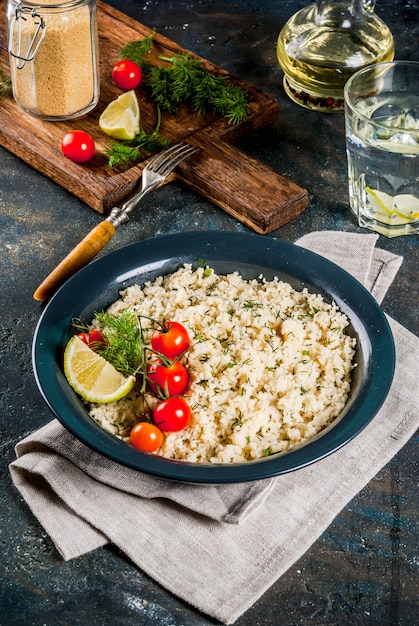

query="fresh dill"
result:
[120,35,250,124]
[120,32,155,68]
[93,309,146,379]
[0,63,12,98]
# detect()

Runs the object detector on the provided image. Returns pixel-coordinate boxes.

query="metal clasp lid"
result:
[9,5,46,69]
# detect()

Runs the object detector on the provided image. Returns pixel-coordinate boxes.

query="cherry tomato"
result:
[87,329,106,350]
[153,397,191,432]
[151,321,189,360]
[76,332,89,345]
[76,330,106,350]
[130,421,164,453]
[61,130,95,163]
[112,59,142,90]
[147,359,189,397]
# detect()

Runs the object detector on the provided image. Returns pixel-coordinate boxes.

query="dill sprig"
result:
[106,105,169,168]
[94,309,147,379]
[120,36,250,124]
[0,63,12,98]
[120,32,155,68]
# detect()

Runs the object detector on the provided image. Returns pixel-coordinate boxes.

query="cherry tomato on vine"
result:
[77,330,106,351]
[130,421,164,453]
[153,397,191,432]
[151,321,189,360]
[87,330,106,349]
[76,332,89,345]
[147,359,189,397]
[112,59,142,90]
[61,130,95,163]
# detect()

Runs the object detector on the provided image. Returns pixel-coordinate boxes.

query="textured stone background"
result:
[1,1,418,624]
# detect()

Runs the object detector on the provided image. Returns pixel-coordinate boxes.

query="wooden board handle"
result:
[176,134,309,234]
[33,220,116,302]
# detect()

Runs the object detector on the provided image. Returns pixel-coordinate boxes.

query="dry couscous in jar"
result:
[6,0,99,120]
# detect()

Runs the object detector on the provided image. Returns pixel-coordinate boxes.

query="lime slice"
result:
[99,90,140,140]
[64,336,136,403]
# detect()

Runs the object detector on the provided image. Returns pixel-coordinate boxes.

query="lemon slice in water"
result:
[64,336,136,403]
[99,90,140,140]
[366,186,419,224]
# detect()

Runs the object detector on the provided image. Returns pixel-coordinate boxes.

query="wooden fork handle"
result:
[33,220,116,302]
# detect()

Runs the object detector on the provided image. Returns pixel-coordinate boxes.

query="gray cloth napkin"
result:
[10,231,418,625]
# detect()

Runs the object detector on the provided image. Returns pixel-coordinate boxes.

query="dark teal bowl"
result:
[32,231,395,483]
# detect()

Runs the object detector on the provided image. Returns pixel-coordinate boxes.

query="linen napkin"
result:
[9,231,418,625]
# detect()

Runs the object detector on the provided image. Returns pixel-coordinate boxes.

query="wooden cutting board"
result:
[0,1,308,234]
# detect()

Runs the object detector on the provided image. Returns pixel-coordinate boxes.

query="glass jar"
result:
[277,0,394,112]
[6,0,99,120]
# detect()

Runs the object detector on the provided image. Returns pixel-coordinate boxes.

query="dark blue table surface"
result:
[1,1,418,625]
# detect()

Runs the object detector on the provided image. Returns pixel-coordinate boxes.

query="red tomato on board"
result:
[130,421,164,453]
[147,359,189,397]
[152,397,191,432]
[61,130,95,163]
[112,59,142,90]
[151,321,189,360]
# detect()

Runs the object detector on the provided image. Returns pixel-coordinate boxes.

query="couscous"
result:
[88,264,357,463]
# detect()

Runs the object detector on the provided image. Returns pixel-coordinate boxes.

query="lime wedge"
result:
[64,336,135,403]
[99,90,140,140]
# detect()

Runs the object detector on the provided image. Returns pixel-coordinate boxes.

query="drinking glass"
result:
[344,61,419,237]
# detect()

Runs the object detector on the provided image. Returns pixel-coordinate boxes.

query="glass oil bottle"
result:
[277,0,394,112]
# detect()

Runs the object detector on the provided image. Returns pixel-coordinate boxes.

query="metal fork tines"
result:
[107,142,198,227]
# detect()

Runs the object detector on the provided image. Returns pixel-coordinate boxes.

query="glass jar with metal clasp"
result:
[6,0,100,120]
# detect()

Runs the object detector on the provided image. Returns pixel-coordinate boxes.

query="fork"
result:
[33,143,198,301]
